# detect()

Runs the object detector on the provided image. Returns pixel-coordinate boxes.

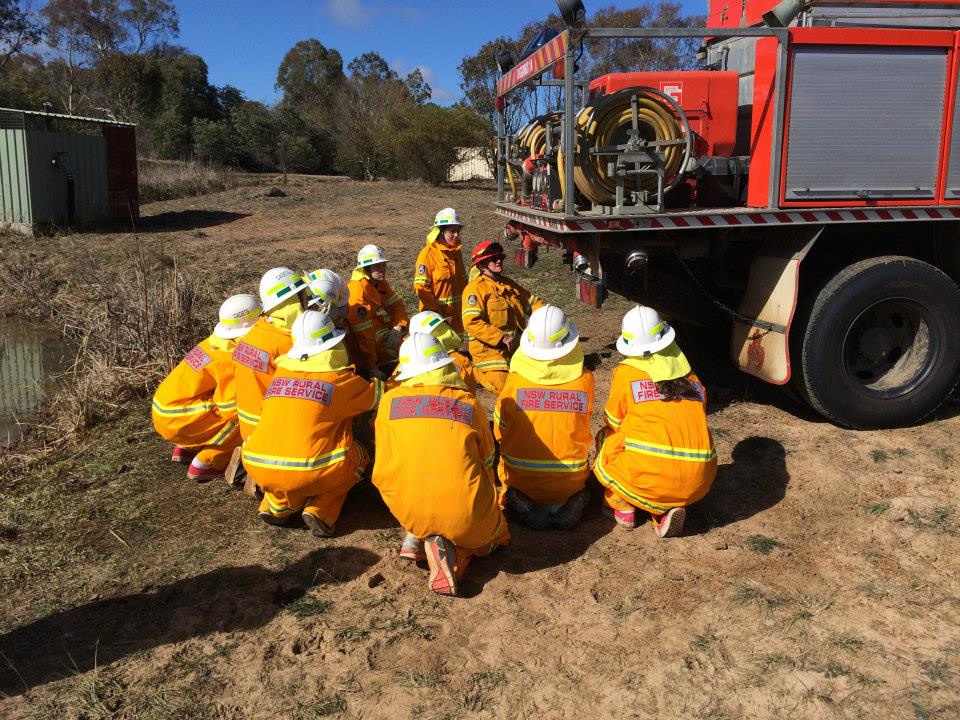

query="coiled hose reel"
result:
[508,112,562,198]
[558,87,693,209]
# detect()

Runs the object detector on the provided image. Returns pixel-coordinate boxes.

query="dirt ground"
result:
[1,176,959,719]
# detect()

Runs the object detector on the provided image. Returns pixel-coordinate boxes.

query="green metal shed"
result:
[0,108,138,232]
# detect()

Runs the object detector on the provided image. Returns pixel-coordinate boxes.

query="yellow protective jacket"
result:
[232,317,294,438]
[461,273,542,375]
[347,275,409,371]
[242,361,381,500]
[494,369,595,505]
[594,364,717,513]
[414,232,467,333]
[372,384,505,549]
[152,334,238,447]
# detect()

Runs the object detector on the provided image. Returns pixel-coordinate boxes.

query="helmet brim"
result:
[286,329,346,358]
[520,322,580,361]
[213,322,256,340]
[394,354,455,381]
[616,325,676,357]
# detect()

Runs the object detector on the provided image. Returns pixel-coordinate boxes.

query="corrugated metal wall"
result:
[0,128,32,224]
[448,148,494,182]
[26,130,109,224]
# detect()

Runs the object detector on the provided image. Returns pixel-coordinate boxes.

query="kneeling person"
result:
[243,311,383,536]
[406,310,477,393]
[495,305,594,530]
[372,333,509,596]
[152,294,260,481]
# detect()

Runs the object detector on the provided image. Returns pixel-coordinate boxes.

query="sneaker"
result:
[302,509,335,538]
[653,507,686,538]
[399,532,426,561]
[424,535,458,596]
[170,446,196,464]
[603,505,637,529]
[223,446,246,488]
[186,459,224,483]
[258,510,292,527]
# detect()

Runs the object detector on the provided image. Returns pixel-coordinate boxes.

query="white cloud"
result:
[324,0,368,30]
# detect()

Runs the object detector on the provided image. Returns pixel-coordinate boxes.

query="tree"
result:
[388,103,489,185]
[0,0,42,70]
[347,51,395,82]
[275,38,343,117]
[123,0,177,53]
[404,68,431,105]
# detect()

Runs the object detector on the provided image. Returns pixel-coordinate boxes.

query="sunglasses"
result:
[486,254,506,263]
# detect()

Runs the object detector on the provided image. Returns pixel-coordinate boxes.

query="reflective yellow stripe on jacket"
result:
[624,438,717,463]
[242,446,348,472]
[152,399,213,417]
[501,454,588,473]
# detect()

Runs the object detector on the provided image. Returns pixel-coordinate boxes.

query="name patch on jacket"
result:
[389,395,474,425]
[265,377,335,404]
[233,342,270,373]
[184,345,212,372]
[630,380,663,403]
[517,388,588,414]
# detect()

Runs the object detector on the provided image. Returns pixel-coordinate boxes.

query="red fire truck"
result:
[494,0,960,429]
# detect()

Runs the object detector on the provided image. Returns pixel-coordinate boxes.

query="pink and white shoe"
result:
[170,446,196,464]
[424,535,458,596]
[399,532,426,561]
[186,458,224,483]
[653,507,686,538]
[603,506,637,529]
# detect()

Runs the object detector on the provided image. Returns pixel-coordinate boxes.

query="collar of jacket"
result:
[206,334,236,353]
[399,364,466,389]
[265,299,301,332]
[275,343,350,373]
[620,341,691,382]
[509,345,585,385]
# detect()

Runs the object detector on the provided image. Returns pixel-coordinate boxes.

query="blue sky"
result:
[176,0,706,106]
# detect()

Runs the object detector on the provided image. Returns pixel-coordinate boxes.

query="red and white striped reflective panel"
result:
[497,206,960,233]
[496,31,568,98]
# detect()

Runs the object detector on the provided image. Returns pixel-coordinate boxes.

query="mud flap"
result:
[731,230,820,384]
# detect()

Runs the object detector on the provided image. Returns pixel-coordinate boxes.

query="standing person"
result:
[152,294,260,481]
[594,305,717,537]
[242,311,382,536]
[372,333,509,596]
[495,305,594,530]
[347,244,409,380]
[461,241,543,394]
[232,267,309,439]
[414,208,467,333]
[405,310,478,393]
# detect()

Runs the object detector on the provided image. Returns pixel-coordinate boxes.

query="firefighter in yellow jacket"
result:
[242,310,383,536]
[372,333,509,596]
[495,305,594,530]
[405,310,477,393]
[414,208,467,333]
[461,240,543,394]
[233,267,309,439]
[152,294,260,481]
[347,244,409,380]
[594,305,717,538]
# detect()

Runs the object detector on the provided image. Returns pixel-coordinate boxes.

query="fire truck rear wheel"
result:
[796,256,960,429]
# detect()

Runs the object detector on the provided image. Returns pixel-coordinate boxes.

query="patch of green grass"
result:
[871,449,889,463]
[744,534,786,555]
[470,670,507,689]
[856,578,888,599]
[334,626,371,643]
[920,659,952,685]
[866,501,891,516]
[893,447,911,458]
[730,581,790,609]
[285,596,333,619]
[823,660,851,678]
[830,632,865,653]
[934,447,954,465]
[296,694,347,718]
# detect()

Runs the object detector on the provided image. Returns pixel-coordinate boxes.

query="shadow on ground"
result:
[0,547,379,696]
[136,210,249,233]
[687,436,790,534]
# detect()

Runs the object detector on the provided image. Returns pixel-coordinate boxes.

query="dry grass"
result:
[0,240,209,480]
[138,159,239,203]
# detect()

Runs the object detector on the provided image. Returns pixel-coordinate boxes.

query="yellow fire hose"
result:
[558,89,686,207]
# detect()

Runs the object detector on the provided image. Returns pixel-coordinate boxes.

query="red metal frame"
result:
[741,0,960,28]
[938,33,960,204]
[496,31,568,98]
[778,27,956,208]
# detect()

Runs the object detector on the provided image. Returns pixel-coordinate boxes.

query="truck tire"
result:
[796,256,960,429]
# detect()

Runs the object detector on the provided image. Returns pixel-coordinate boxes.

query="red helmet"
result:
[471,241,505,267]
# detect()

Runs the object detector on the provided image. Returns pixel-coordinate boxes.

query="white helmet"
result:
[259,267,307,312]
[287,310,345,359]
[395,332,455,381]
[306,268,348,309]
[408,310,447,335]
[213,294,261,340]
[616,305,676,357]
[432,207,463,228]
[356,244,388,269]
[520,304,579,361]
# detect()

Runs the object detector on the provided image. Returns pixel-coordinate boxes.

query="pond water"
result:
[0,320,73,448]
